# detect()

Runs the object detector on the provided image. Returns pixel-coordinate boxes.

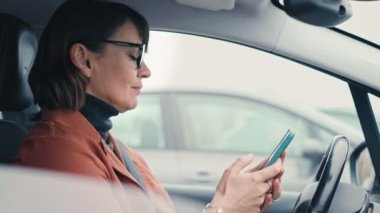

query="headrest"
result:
[0,14,37,111]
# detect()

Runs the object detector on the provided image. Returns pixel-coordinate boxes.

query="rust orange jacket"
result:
[14,109,175,213]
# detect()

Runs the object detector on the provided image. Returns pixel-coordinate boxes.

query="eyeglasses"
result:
[101,39,146,69]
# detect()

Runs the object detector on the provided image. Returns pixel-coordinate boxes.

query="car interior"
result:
[1,0,380,212]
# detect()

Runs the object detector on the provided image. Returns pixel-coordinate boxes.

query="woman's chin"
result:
[117,101,138,113]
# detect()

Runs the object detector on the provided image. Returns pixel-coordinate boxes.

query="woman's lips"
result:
[132,86,142,94]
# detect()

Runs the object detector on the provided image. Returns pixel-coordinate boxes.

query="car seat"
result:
[0,13,38,163]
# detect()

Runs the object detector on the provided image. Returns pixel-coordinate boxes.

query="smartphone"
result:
[263,129,295,168]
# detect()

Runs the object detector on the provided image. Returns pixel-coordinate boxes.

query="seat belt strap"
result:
[116,140,146,190]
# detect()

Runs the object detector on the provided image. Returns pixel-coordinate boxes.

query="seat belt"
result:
[116,140,146,190]
[115,141,161,213]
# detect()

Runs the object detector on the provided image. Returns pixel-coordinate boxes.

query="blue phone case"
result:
[264,129,295,167]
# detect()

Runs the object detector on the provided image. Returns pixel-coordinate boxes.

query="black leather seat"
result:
[0,13,38,163]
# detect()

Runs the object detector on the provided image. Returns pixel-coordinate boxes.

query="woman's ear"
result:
[70,43,92,77]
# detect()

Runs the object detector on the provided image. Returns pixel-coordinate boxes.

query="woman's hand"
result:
[253,152,286,211]
[210,153,286,213]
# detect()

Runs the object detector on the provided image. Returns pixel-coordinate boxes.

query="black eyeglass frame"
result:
[101,39,146,69]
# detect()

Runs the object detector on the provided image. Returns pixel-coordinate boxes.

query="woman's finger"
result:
[257,181,272,196]
[247,158,268,173]
[260,193,272,212]
[280,151,287,164]
[271,178,282,200]
[215,154,254,194]
[228,154,254,175]
[275,168,285,182]
[250,159,282,182]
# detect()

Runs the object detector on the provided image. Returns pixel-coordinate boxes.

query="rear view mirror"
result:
[283,0,353,27]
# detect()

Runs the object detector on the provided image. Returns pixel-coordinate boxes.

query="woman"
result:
[14,0,285,212]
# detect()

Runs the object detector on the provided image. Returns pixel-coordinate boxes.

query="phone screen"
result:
[263,129,295,168]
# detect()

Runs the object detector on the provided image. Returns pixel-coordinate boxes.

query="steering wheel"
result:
[293,135,350,213]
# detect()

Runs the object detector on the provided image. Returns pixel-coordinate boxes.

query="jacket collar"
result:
[41,109,101,142]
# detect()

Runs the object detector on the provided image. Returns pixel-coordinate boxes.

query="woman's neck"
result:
[80,94,119,143]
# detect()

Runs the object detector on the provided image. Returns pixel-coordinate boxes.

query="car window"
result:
[370,94,380,130]
[319,108,362,130]
[175,93,334,156]
[110,94,165,149]
[112,31,363,155]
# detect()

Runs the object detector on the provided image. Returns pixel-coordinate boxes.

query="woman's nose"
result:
[138,62,151,78]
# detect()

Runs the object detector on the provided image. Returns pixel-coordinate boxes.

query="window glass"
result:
[110,94,165,149]
[143,31,363,152]
[176,93,335,156]
[369,94,380,131]
[319,106,362,131]
[106,31,365,190]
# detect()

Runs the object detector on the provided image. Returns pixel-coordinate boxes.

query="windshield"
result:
[337,1,380,45]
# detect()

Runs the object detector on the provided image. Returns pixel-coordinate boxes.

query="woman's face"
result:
[86,21,151,112]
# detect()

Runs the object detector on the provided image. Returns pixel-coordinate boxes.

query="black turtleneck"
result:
[80,94,119,149]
